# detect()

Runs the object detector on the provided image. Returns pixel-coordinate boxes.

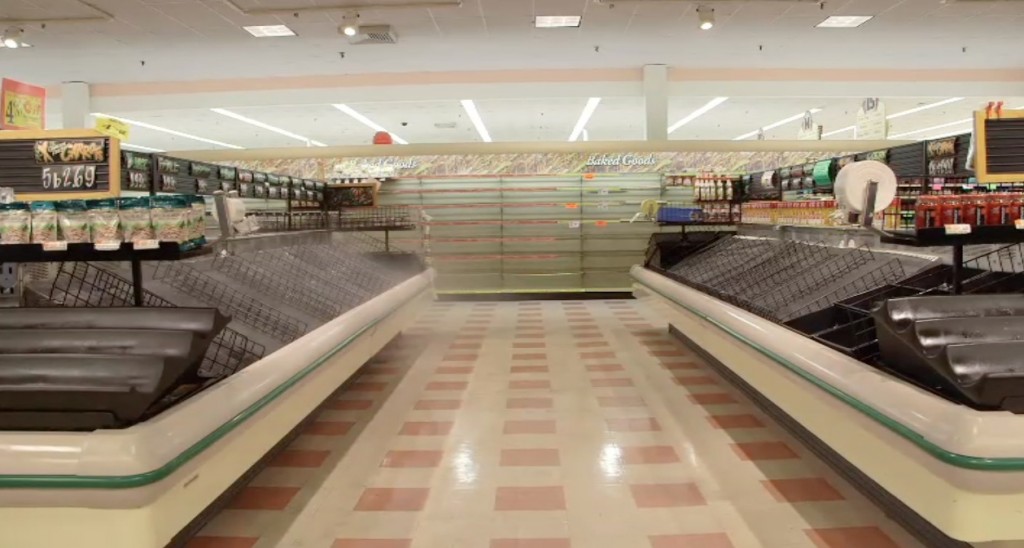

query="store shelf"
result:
[881,226,1024,247]
[0,241,210,263]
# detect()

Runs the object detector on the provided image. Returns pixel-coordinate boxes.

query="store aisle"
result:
[189,300,922,548]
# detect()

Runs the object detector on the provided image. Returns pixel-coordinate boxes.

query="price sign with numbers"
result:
[42,164,98,190]
[0,130,119,200]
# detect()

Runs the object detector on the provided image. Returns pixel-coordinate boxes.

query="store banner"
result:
[856,98,887,140]
[229,150,854,181]
[0,78,46,130]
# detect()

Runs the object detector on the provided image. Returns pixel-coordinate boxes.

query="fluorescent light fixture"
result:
[891,104,1024,139]
[211,108,326,147]
[733,108,823,140]
[122,143,165,153]
[332,104,408,144]
[890,118,972,139]
[569,97,602,142]
[90,113,243,149]
[460,100,492,143]
[816,15,873,28]
[243,25,296,37]
[535,15,581,28]
[669,97,728,134]
[697,6,715,30]
[822,125,856,137]
[885,97,964,120]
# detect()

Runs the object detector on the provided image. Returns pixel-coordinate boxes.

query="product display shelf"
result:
[632,255,1024,547]
[879,226,1024,294]
[378,173,669,293]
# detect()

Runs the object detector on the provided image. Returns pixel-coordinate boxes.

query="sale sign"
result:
[1,78,46,130]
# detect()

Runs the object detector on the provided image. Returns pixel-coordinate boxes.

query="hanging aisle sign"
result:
[797,111,822,140]
[94,117,130,141]
[0,78,46,130]
[856,98,887,140]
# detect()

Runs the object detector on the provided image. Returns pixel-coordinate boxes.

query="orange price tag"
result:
[565,203,579,209]
[595,220,608,228]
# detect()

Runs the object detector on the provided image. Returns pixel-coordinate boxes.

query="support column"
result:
[643,64,669,141]
[60,81,90,129]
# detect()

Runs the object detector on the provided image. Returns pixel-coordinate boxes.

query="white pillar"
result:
[60,81,90,129]
[643,64,669,141]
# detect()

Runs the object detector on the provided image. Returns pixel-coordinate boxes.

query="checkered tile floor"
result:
[189,300,922,548]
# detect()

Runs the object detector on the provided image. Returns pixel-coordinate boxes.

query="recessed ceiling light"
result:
[331,104,408,144]
[243,25,297,38]
[90,112,243,149]
[697,6,715,31]
[460,100,492,143]
[569,97,601,142]
[669,97,728,134]
[0,27,30,48]
[816,15,873,28]
[210,108,327,147]
[535,15,581,28]
[341,11,360,37]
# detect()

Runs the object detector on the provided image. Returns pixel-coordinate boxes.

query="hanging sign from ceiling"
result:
[856,98,888,140]
[1,78,46,130]
[94,117,130,141]
[797,111,822,140]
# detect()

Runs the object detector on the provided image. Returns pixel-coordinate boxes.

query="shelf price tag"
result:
[42,241,68,252]
[568,220,581,229]
[133,239,159,250]
[595,220,609,228]
[94,242,120,251]
[944,224,972,235]
[565,203,579,209]
[1015,219,1024,230]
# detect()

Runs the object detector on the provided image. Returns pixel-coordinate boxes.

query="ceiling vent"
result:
[348,25,398,45]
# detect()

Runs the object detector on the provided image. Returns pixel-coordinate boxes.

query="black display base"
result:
[881,225,1024,247]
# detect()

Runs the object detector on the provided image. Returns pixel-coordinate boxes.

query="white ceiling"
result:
[8,0,1024,151]
[2,0,1024,85]
[72,95,1010,151]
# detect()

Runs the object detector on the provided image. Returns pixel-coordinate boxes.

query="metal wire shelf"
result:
[786,259,909,320]
[153,261,308,342]
[46,262,265,378]
[210,253,347,321]
[331,206,417,231]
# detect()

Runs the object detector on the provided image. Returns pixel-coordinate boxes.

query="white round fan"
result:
[833,160,897,214]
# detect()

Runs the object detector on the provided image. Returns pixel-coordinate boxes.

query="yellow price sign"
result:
[94,117,130,141]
